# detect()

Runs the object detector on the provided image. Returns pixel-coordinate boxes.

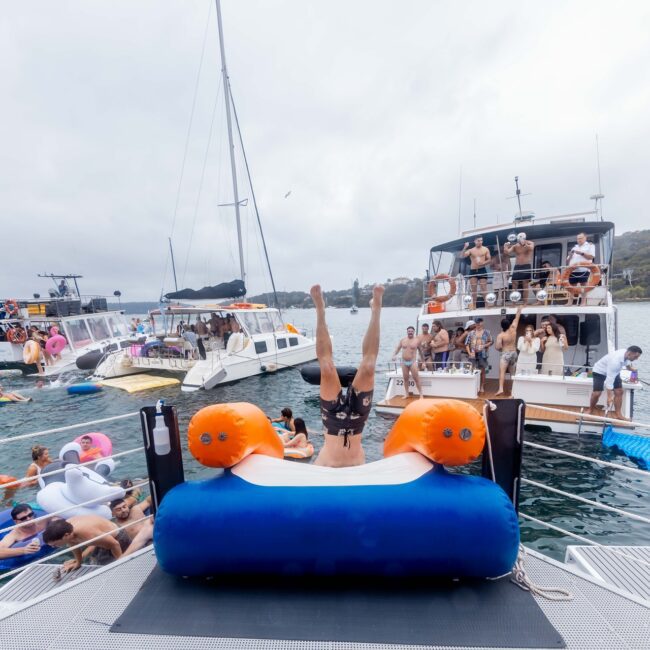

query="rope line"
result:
[524,441,650,478]
[0,481,149,536]
[0,411,140,445]
[510,544,574,601]
[0,515,152,581]
[522,478,650,525]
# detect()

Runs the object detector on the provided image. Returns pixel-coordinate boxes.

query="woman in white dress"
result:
[540,322,568,376]
[516,324,539,375]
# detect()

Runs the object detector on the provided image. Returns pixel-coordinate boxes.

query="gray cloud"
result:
[2,0,649,301]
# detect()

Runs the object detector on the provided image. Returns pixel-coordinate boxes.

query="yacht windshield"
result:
[107,315,129,338]
[87,317,111,341]
[64,319,92,349]
[237,312,262,335]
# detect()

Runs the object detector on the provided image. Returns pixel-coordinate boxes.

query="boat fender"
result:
[300,363,357,387]
[75,349,104,371]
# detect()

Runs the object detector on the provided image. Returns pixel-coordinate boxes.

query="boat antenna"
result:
[473,198,477,228]
[507,176,531,218]
[230,88,282,317]
[590,133,605,221]
[168,237,179,292]
[215,0,245,286]
[457,165,462,235]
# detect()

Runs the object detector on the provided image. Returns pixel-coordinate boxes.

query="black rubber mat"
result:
[111,567,565,647]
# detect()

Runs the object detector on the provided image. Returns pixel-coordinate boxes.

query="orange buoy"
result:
[188,402,284,468]
[427,274,457,303]
[0,474,18,490]
[384,399,486,466]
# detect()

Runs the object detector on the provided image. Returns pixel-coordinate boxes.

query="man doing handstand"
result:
[311,283,383,468]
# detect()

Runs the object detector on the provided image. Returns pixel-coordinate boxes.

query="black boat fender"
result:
[75,349,104,371]
[300,364,357,387]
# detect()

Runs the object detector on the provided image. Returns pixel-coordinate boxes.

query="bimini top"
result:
[430,220,615,253]
[164,280,246,301]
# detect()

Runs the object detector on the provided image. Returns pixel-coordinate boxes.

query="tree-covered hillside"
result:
[611,230,650,300]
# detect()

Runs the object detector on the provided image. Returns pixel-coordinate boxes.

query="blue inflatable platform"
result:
[603,426,650,469]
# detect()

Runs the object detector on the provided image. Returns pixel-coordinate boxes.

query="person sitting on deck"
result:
[392,326,423,399]
[311,283,383,467]
[494,305,524,395]
[0,504,48,561]
[43,515,131,573]
[589,346,642,421]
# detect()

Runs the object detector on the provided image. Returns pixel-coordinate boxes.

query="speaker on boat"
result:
[579,314,601,346]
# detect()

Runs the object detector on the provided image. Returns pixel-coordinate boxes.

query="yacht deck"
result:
[0,547,648,649]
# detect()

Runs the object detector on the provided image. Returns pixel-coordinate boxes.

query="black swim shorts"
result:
[592,371,621,392]
[321,386,373,447]
[569,269,590,285]
[469,266,488,280]
[511,264,532,282]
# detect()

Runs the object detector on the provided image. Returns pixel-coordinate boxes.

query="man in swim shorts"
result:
[494,304,524,395]
[311,284,383,468]
[461,236,491,308]
[393,326,423,399]
[504,232,535,303]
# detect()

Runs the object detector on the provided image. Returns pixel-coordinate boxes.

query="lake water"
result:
[1,302,649,561]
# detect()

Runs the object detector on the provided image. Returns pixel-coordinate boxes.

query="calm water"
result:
[1,303,649,560]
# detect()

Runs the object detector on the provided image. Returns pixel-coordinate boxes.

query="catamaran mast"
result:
[215,0,246,286]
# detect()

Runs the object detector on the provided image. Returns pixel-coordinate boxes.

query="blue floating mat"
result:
[67,383,103,395]
[155,454,520,579]
[603,426,650,469]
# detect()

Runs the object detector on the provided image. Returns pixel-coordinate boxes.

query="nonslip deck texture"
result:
[111,566,565,648]
[377,379,634,428]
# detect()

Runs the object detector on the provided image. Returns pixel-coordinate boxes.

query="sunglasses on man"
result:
[14,511,35,523]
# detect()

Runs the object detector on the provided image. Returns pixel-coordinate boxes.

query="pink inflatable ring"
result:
[45,334,66,356]
[73,432,113,463]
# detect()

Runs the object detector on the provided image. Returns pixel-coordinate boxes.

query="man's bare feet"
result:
[418,393,423,399]
[614,413,631,422]
[370,284,384,310]
[587,408,600,416]
[495,390,504,396]
[310,284,326,311]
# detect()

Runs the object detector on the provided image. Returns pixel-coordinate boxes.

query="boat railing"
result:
[0,401,649,584]
[424,262,610,309]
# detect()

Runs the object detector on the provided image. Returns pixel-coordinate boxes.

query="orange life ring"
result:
[427,275,457,303]
[560,264,601,296]
[7,327,27,344]
[3,299,19,316]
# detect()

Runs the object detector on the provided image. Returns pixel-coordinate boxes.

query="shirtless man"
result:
[392,326,423,398]
[418,323,433,370]
[43,515,130,573]
[504,233,535,303]
[461,236,491,308]
[110,495,153,541]
[0,504,47,561]
[311,283,383,468]
[494,305,524,395]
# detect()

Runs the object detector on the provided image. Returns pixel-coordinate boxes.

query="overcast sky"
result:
[2,1,649,301]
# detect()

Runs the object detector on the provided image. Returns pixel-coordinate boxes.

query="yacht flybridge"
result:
[92,301,315,392]
[0,273,132,377]
[377,209,642,434]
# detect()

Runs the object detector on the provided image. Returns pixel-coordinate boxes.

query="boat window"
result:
[107,315,129,338]
[238,312,262,335]
[289,337,298,347]
[555,315,579,346]
[256,313,274,333]
[254,341,268,354]
[277,337,287,349]
[64,319,93,349]
[269,311,283,330]
[533,244,562,271]
[87,317,111,342]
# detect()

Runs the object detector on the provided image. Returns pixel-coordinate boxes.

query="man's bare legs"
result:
[479,277,488,304]
[351,285,384,393]
[310,285,342,402]
[469,277,478,308]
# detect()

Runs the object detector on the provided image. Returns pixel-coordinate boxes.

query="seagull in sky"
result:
[284,190,292,198]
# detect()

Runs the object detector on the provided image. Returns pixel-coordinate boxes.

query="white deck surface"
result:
[0,547,649,649]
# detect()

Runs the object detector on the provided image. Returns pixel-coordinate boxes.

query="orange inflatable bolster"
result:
[384,399,486,466]
[188,402,284,468]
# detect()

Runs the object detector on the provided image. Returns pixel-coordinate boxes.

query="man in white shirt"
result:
[589,346,642,420]
[566,232,596,296]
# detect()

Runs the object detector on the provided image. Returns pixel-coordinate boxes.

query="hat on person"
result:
[475,317,484,324]
[464,320,476,329]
